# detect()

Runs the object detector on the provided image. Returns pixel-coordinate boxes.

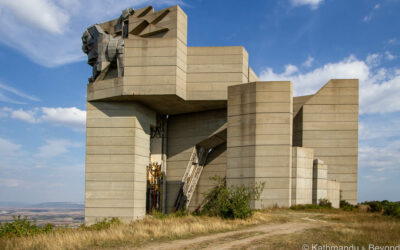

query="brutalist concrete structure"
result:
[83,6,358,224]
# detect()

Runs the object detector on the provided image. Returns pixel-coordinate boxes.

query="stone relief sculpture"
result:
[81,9,134,82]
[81,24,125,82]
[82,7,171,82]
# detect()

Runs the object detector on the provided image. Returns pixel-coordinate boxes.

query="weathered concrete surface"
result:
[312,159,328,204]
[291,147,313,206]
[293,79,358,204]
[327,180,340,208]
[166,109,227,212]
[227,81,293,208]
[85,101,156,224]
[83,5,358,223]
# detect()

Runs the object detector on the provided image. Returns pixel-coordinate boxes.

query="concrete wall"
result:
[291,147,313,205]
[124,6,187,98]
[327,180,340,208]
[293,79,358,204]
[88,6,188,101]
[186,46,249,100]
[85,101,156,224]
[227,81,293,208]
[166,109,227,212]
[312,159,328,204]
[248,67,259,82]
[189,143,226,211]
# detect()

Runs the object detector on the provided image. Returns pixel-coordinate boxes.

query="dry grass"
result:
[2,209,400,250]
[0,211,275,250]
[246,210,400,249]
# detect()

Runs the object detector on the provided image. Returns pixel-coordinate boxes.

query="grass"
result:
[0,211,275,250]
[244,209,400,249]
[1,208,399,249]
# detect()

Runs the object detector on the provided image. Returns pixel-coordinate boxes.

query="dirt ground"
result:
[135,212,323,250]
[143,221,316,250]
[134,210,400,250]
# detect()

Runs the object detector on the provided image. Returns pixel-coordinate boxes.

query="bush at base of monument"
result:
[199,176,265,219]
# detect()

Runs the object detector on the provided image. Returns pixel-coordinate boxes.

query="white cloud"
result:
[40,107,86,130]
[0,0,69,34]
[35,139,82,158]
[0,178,22,187]
[259,54,400,114]
[360,144,400,173]
[0,0,180,67]
[385,51,396,60]
[0,137,21,156]
[388,38,398,45]
[363,15,372,22]
[3,106,86,130]
[363,3,381,22]
[302,56,314,67]
[366,53,381,66]
[11,108,38,123]
[364,175,385,182]
[290,0,323,10]
[260,55,368,95]
[283,64,299,75]
[0,82,40,104]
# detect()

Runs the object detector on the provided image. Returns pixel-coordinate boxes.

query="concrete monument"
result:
[82,6,358,224]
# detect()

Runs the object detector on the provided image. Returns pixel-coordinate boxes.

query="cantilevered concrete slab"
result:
[82,5,358,224]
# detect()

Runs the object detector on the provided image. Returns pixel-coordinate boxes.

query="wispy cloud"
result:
[364,175,386,182]
[259,53,400,114]
[0,178,22,187]
[362,3,381,22]
[385,51,397,61]
[35,139,82,159]
[0,137,21,157]
[0,82,40,104]
[302,56,314,68]
[388,38,398,45]
[0,0,182,67]
[289,0,324,10]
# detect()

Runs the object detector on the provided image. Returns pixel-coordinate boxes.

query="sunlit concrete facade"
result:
[83,5,358,224]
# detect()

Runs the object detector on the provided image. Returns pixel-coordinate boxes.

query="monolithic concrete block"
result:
[227,81,293,208]
[312,159,328,204]
[292,147,313,205]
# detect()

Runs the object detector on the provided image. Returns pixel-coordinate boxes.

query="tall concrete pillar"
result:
[312,159,328,204]
[291,147,314,205]
[85,101,156,224]
[227,81,293,208]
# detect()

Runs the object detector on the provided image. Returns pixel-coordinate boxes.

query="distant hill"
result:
[31,202,84,209]
[0,202,84,209]
[0,201,30,208]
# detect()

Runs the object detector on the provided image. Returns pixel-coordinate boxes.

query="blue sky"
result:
[0,0,399,203]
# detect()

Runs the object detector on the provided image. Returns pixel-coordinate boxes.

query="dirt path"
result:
[140,221,317,250]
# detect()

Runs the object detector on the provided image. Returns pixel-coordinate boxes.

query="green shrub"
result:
[82,217,121,231]
[383,203,400,218]
[151,210,167,219]
[200,177,264,219]
[173,209,188,218]
[318,199,332,208]
[290,200,332,210]
[340,200,357,211]
[365,201,383,213]
[0,215,54,238]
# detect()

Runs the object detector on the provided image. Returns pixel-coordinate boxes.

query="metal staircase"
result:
[172,146,208,212]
